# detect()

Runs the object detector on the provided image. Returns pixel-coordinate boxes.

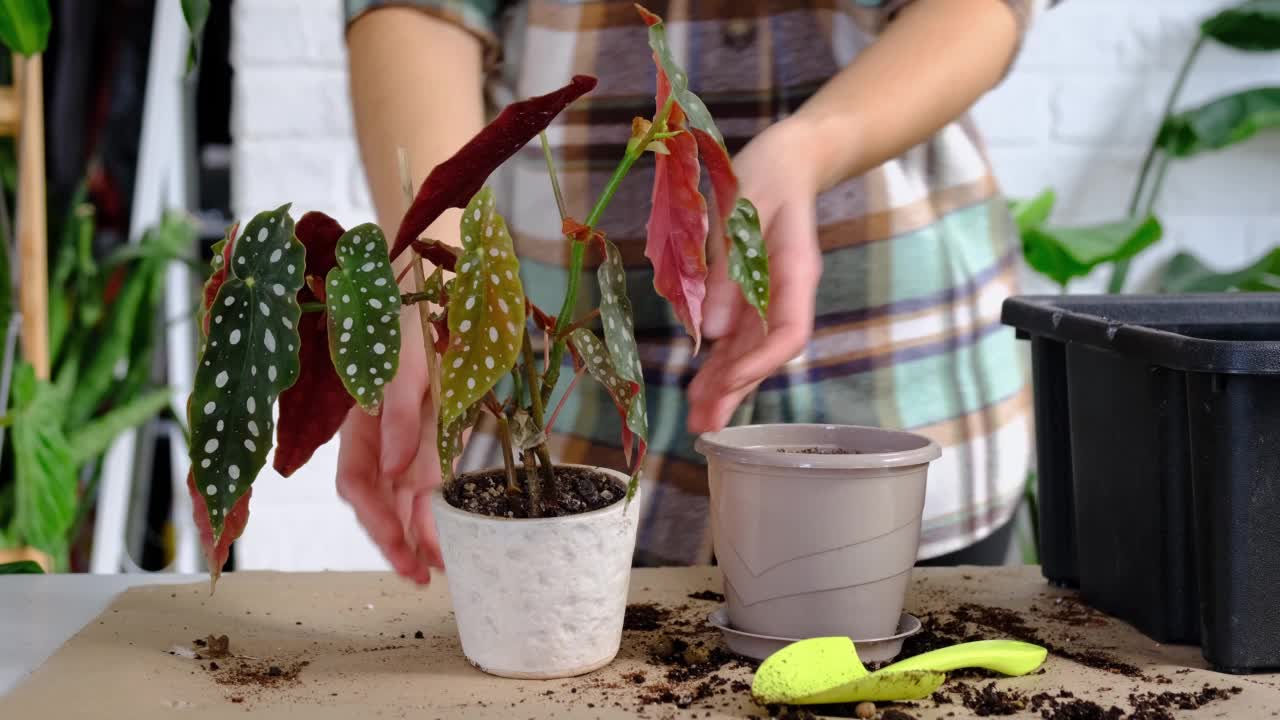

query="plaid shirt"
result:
[345,0,1056,564]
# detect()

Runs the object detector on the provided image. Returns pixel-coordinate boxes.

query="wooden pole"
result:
[14,52,48,380]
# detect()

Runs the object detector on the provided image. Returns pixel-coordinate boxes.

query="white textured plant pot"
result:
[696,424,940,641]
[431,466,640,679]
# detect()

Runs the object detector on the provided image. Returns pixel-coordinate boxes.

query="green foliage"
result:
[1009,189,1055,236]
[1158,88,1280,157]
[726,199,770,324]
[324,223,401,413]
[189,206,304,539]
[0,559,42,573]
[181,0,210,72]
[9,363,74,569]
[0,0,50,56]
[67,388,172,466]
[1158,248,1280,293]
[1017,0,1280,292]
[1201,0,1280,51]
[1012,190,1162,288]
[438,188,525,430]
[3,208,181,568]
[639,7,726,146]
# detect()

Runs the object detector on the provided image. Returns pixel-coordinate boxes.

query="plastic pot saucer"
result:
[707,607,922,663]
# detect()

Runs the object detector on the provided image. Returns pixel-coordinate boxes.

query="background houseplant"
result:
[1012,0,1280,294]
[0,0,188,573]
[186,5,768,675]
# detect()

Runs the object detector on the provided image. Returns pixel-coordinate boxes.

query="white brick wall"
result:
[229,0,1280,570]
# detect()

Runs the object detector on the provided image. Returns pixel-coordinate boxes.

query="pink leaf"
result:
[645,75,709,352]
[199,223,237,337]
[186,470,251,589]
[692,128,739,244]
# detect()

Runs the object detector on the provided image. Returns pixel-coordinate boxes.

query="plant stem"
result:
[398,147,448,482]
[522,449,541,514]
[540,101,670,401]
[520,329,557,511]
[494,413,519,494]
[546,367,584,431]
[400,291,434,306]
[300,302,325,313]
[1108,34,1205,294]
[557,308,600,340]
[540,131,568,223]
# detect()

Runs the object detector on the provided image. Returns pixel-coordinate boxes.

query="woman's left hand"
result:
[686,117,824,433]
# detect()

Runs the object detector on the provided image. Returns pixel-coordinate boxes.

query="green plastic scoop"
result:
[752,637,1047,705]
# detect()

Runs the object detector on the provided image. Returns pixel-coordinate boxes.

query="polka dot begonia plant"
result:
[188,5,769,586]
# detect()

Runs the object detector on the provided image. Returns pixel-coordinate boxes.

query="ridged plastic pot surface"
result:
[431,466,640,679]
[696,425,939,641]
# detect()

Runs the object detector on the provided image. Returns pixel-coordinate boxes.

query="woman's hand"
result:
[686,118,823,433]
[335,311,443,584]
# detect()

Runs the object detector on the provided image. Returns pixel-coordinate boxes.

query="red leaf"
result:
[201,222,238,336]
[273,212,356,477]
[187,470,251,587]
[391,75,598,261]
[274,309,355,476]
[692,128,739,245]
[645,78,709,352]
[295,211,345,297]
[636,4,661,26]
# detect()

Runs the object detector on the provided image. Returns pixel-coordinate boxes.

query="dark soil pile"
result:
[688,589,726,602]
[212,659,309,689]
[623,603,670,632]
[932,603,1144,679]
[1029,690,1125,719]
[952,681,1029,715]
[443,467,623,518]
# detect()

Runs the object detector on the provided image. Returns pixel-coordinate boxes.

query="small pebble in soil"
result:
[208,662,219,671]
[414,630,425,639]
[267,666,283,678]
[854,701,876,719]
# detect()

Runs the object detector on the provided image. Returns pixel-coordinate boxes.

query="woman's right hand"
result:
[335,311,444,584]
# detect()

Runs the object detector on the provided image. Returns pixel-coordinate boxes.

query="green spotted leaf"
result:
[727,198,770,326]
[638,6,727,147]
[189,205,305,542]
[595,238,648,471]
[324,223,402,414]
[438,402,481,483]
[569,328,647,473]
[438,188,525,429]
[597,238,643,385]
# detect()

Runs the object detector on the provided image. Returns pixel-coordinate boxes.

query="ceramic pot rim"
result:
[695,423,942,470]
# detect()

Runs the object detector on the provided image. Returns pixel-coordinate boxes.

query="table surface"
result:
[0,572,204,693]
[3,566,1278,718]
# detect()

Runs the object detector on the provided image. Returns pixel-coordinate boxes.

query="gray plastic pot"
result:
[696,424,941,641]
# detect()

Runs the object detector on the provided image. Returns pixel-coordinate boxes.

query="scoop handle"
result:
[879,640,1047,676]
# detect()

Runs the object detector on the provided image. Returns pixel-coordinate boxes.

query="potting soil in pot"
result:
[443,466,623,518]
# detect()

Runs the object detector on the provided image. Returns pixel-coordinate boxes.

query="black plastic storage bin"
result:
[1002,294,1280,673]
